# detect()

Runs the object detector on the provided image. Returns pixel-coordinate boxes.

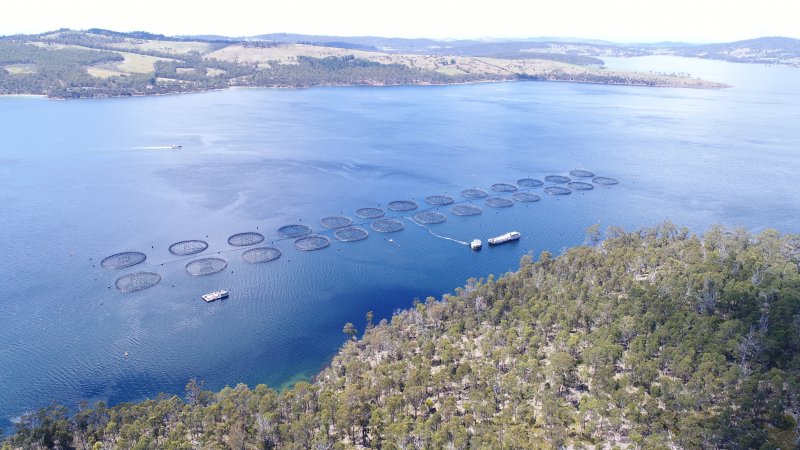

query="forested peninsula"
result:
[4,223,799,449]
[0,29,729,99]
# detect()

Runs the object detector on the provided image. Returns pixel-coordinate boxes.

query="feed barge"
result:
[202,290,229,303]
[487,231,521,245]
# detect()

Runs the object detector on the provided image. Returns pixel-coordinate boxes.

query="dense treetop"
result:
[4,222,799,449]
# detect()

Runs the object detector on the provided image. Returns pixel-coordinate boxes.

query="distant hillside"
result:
[255,33,635,61]
[671,36,800,65]
[4,224,799,448]
[254,33,800,66]
[252,34,600,65]
[0,29,725,99]
[254,33,455,52]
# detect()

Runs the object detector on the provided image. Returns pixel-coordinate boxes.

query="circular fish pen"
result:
[414,211,447,224]
[569,169,595,178]
[545,175,571,184]
[491,183,518,192]
[593,176,619,185]
[186,257,228,276]
[461,188,488,199]
[512,192,541,202]
[485,197,514,208]
[371,219,405,233]
[168,240,208,256]
[567,181,594,191]
[425,195,454,206]
[228,232,264,247]
[387,200,418,211]
[334,227,369,242]
[242,247,281,264]
[320,216,352,229]
[451,205,483,216]
[101,252,146,270]
[278,224,312,238]
[294,236,331,251]
[355,207,385,219]
[517,178,544,187]
[545,186,572,195]
[115,272,161,293]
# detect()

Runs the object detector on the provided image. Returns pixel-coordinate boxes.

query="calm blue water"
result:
[0,56,798,430]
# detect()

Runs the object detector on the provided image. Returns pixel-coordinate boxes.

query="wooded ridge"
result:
[0,29,737,98]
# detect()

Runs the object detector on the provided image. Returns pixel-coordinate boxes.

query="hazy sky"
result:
[2,0,797,42]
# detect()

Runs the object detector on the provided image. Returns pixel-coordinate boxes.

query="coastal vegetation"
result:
[0,29,731,99]
[4,223,799,448]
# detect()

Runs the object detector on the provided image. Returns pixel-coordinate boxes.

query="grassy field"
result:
[206,68,226,76]
[26,40,174,77]
[31,42,89,51]
[85,52,175,78]
[86,67,125,78]
[113,52,174,73]
[4,64,38,74]
[206,43,362,66]
[435,66,468,75]
[107,39,222,55]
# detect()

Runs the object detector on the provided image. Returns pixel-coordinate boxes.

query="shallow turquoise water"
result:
[0,56,798,429]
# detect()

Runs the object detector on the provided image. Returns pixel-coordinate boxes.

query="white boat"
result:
[202,290,229,302]
[487,231,521,245]
[171,145,182,150]
[470,239,482,250]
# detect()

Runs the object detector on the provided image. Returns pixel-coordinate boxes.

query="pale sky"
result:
[2,0,798,42]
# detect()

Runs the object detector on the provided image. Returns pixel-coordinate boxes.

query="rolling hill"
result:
[0,29,735,99]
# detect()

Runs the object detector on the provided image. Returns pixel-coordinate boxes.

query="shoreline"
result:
[0,94,48,99]
[0,75,728,100]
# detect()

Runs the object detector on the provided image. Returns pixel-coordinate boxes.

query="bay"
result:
[0,56,798,429]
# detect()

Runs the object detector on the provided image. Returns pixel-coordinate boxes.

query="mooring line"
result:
[404,217,469,246]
